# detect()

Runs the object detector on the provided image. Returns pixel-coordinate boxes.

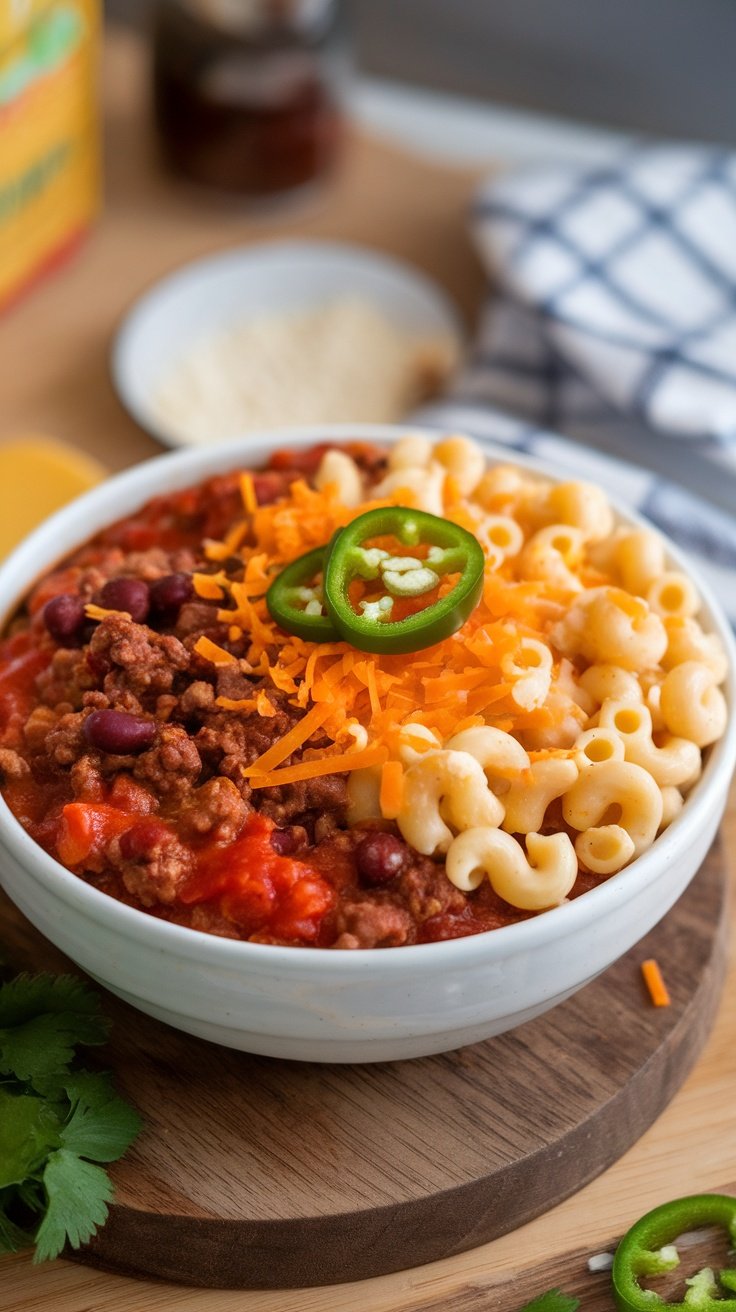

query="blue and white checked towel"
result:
[418,146,736,624]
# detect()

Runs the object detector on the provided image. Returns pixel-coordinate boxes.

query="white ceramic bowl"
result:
[0,426,734,1063]
[111,241,463,449]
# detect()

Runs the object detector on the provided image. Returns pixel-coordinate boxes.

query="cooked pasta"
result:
[352,436,727,913]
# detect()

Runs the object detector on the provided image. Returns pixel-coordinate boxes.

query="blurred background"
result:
[109,0,736,140]
[3,0,736,522]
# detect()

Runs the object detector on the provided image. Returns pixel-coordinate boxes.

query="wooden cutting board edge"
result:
[398,1173,736,1312]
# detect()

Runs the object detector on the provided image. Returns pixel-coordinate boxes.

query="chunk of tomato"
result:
[0,644,50,737]
[57,803,139,866]
[182,813,334,944]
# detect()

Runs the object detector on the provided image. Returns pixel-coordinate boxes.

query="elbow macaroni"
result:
[502,637,553,710]
[314,449,364,507]
[562,759,663,857]
[446,829,578,910]
[597,699,702,787]
[589,527,665,595]
[646,571,701,621]
[527,480,615,542]
[357,434,729,913]
[477,514,524,563]
[374,460,446,515]
[397,750,505,855]
[662,617,728,681]
[574,727,626,771]
[501,757,578,834]
[578,664,644,706]
[444,726,530,794]
[432,435,486,495]
[660,661,728,747]
[552,588,668,671]
[518,524,586,593]
[575,825,635,876]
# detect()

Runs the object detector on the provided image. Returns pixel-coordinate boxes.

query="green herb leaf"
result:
[0,975,109,1089]
[61,1072,142,1162]
[1,1015,102,1091]
[0,1089,61,1188]
[0,974,108,1030]
[0,971,140,1262]
[519,1290,581,1312]
[33,1149,113,1263]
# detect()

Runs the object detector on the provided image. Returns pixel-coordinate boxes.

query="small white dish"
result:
[111,240,464,449]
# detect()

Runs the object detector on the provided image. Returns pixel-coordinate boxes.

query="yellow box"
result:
[0,0,100,311]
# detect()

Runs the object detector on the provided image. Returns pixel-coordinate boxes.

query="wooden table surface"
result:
[1,28,735,1312]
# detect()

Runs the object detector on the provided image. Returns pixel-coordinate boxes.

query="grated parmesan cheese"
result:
[152,298,457,445]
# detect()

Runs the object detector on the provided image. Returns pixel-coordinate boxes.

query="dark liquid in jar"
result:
[152,2,346,196]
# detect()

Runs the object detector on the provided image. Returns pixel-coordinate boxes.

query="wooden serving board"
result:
[0,840,728,1292]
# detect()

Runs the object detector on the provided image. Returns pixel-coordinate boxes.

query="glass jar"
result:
[152,0,348,198]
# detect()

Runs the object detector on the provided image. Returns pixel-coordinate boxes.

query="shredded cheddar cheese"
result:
[193,573,227,601]
[379,760,405,819]
[241,700,333,777]
[248,744,388,790]
[84,604,129,622]
[642,959,671,1007]
[193,636,237,666]
[240,473,257,515]
[189,453,594,787]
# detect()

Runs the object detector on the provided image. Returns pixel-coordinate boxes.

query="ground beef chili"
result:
[0,443,592,948]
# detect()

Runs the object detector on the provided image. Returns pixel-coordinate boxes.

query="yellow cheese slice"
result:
[0,437,106,558]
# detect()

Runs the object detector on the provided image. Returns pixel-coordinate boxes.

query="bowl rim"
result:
[110,238,466,451]
[0,422,734,971]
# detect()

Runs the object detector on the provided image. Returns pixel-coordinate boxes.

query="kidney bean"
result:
[83,709,155,755]
[149,572,193,620]
[270,825,308,856]
[99,577,150,623]
[43,594,86,643]
[355,832,408,887]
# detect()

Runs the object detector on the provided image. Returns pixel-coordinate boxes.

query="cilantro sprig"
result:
[0,973,141,1263]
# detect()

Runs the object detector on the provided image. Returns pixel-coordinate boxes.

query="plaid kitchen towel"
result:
[418,145,736,624]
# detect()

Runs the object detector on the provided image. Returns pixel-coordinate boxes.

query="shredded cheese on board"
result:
[641,959,671,1007]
